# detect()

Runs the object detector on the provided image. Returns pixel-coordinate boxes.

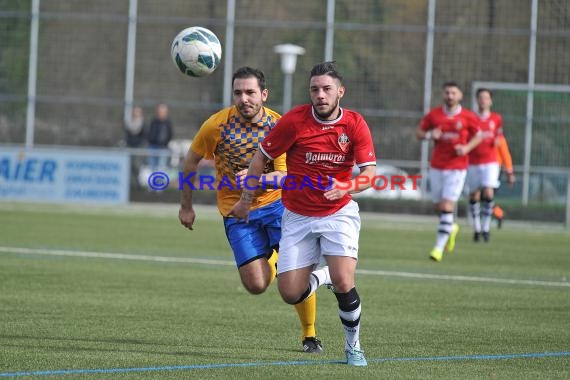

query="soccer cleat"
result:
[346,347,367,366]
[482,231,490,242]
[302,337,323,354]
[473,232,480,242]
[445,223,460,252]
[429,247,443,262]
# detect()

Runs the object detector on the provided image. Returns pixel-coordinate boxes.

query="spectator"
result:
[147,103,173,170]
[124,106,146,185]
[124,106,145,148]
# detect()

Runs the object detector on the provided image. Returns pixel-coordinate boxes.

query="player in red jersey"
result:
[416,82,482,262]
[230,62,376,366]
[467,88,510,242]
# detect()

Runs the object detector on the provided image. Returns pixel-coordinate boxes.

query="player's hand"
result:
[323,178,349,201]
[507,172,516,187]
[179,207,196,230]
[454,144,469,156]
[236,169,248,188]
[431,128,442,140]
[228,200,250,222]
[494,137,502,147]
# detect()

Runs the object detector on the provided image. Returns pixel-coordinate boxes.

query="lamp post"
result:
[274,44,305,113]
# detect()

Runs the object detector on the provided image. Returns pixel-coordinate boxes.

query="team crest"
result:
[455,121,463,130]
[489,120,495,130]
[338,132,350,152]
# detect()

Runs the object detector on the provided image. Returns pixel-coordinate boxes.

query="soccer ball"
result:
[170,26,222,77]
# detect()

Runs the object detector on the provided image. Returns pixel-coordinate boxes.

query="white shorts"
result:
[277,200,361,275]
[429,168,467,203]
[467,163,500,192]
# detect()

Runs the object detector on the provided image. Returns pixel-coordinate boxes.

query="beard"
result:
[445,98,458,108]
[312,97,340,120]
[238,103,262,121]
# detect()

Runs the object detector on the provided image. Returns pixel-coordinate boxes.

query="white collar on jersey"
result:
[443,104,462,117]
[311,106,343,125]
[476,110,491,120]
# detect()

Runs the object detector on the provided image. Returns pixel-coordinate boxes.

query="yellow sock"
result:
[267,249,278,283]
[294,292,317,339]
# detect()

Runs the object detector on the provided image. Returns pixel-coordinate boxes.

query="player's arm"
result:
[327,116,378,199]
[261,152,287,188]
[228,149,270,220]
[351,165,377,194]
[455,114,483,156]
[235,169,286,188]
[324,165,377,200]
[178,149,203,230]
[498,136,516,185]
[415,126,430,140]
[236,151,286,188]
[416,114,441,141]
[456,132,482,156]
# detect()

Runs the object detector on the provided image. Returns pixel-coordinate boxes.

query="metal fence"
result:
[1,0,569,211]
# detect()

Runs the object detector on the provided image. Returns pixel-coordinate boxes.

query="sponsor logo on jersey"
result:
[305,151,347,165]
[441,131,460,140]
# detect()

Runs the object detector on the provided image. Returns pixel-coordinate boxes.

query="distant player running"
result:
[416,82,481,262]
[179,67,324,353]
[467,88,512,242]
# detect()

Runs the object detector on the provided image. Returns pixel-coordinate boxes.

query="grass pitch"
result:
[0,202,568,379]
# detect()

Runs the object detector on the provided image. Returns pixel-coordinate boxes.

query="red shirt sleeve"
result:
[260,112,297,160]
[353,116,377,166]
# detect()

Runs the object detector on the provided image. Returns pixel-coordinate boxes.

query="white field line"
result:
[1,246,569,288]
[0,246,234,266]
[357,269,570,288]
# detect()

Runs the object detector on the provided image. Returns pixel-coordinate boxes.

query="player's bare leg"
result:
[277,265,327,304]
[237,257,274,295]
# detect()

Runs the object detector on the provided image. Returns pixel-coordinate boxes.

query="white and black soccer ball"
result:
[171,26,222,77]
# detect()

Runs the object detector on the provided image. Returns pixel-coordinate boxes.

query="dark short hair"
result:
[476,88,493,98]
[232,67,266,90]
[442,81,461,90]
[310,61,343,83]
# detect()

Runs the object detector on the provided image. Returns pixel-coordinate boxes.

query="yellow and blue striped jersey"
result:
[191,106,285,216]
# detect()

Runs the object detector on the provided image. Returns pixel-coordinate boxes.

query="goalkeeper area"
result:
[0,202,568,379]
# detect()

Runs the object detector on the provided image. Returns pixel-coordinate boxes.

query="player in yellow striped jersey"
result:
[179,67,327,353]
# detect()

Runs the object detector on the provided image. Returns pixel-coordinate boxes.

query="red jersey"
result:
[260,104,376,217]
[420,105,480,170]
[468,112,503,165]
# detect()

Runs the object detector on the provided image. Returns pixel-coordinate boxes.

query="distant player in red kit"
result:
[230,61,376,366]
[467,88,511,242]
[416,82,482,262]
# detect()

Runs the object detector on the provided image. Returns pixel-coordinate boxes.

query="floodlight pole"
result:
[25,0,40,148]
[274,44,305,113]
[123,0,138,126]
